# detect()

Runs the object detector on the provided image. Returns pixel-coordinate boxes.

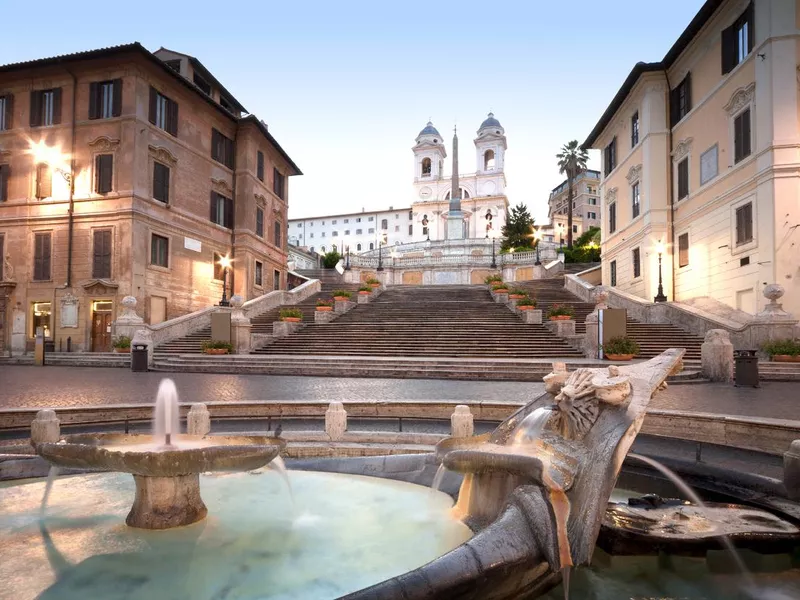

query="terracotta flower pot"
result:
[281,317,301,322]
[203,348,229,355]
[605,353,634,361]
[517,305,536,311]
[549,315,572,321]
[494,289,509,294]
[370,283,381,288]
[773,355,800,363]
[114,347,131,353]
[509,294,526,300]
[358,291,371,295]
[316,306,333,312]
[333,296,349,302]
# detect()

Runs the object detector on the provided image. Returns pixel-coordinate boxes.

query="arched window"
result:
[484,149,495,170]
[320,246,326,252]
[445,188,470,201]
[369,242,374,250]
[381,218,388,230]
[421,157,431,177]
[356,243,362,251]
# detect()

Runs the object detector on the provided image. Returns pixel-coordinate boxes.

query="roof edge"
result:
[241,115,302,176]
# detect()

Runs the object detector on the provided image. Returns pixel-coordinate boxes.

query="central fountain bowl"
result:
[36,433,285,529]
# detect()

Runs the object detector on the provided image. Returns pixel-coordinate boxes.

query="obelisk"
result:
[446,126,466,239]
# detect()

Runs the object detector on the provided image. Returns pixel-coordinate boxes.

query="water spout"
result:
[39,466,59,517]
[268,456,294,511]
[153,379,180,447]
[510,407,554,447]
[431,464,448,492]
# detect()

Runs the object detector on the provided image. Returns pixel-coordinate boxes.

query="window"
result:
[212,252,224,280]
[89,80,121,119]
[273,168,286,199]
[484,149,495,170]
[395,214,399,219]
[369,242,374,250]
[211,128,235,169]
[30,89,61,127]
[332,231,338,237]
[356,243,362,251]
[421,157,431,176]
[192,73,211,96]
[220,95,236,113]
[36,164,51,199]
[0,164,9,201]
[356,229,362,234]
[256,151,264,181]
[296,223,302,228]
[368,216,374,222]
[677,158,689,200]
[92,230,112,279]
[588,212,596,219]
[164,59,181,73]
[734,108,752,163]
[722,3,754,74]
[631,182,640,219]
[95,154,113,194]
[274,221,282,247]
[368,228,374,234]
[310,233,314,238]
[153,162,170,203]
[332,219,338,225]
[321,232,326,237]
[151,234,169,267]
[210,192,233,229]
[408,211,413,220]
[735,202,753,246]
[609,202,617,233]
[344,229,350,235]
[148,87,178,136]
[610,260,617,287]
[700,145,718,185]
[678,233,689,267]
[255,261,263,287]
[632,248,641,278]
[322,221,325,225]
[670,75,692,127]
[631,111,639,147]
[0,234,3,280]
[589,198,597,205]
[31,301,52,338]
[0,94,13,131]
[344,218,349,224]
[603,137,617,176]
[273,269,281,291]
[572,225,578,233]
[33,232,51,281]
[395,225,400,232]
[381,219,388,230]
[356,217,362,223]
[408,224,413,235]
[256,207,264,237]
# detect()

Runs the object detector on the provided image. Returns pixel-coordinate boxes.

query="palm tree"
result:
[556,140,589,249]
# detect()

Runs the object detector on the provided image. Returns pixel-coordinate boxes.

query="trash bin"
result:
[734,350,759,388]
[131,343,149,373]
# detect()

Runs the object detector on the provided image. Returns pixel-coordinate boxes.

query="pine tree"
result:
[500,203,535,251]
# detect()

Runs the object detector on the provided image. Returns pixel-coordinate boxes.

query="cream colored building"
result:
[584,0,800,317]
[546,169,601,243]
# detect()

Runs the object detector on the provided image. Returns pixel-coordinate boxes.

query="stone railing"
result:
[148,306,218,348]
[357,238,560,260]
[241,278,320,318]
[350,247,558,269]
[566,269,799,350]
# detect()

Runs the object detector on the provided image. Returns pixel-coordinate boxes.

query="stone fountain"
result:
[34,379,284,529]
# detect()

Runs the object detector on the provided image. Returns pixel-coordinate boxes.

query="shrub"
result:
[562,245,601,264]
[316,299,333,307]
[761,339,800,356]
[112,335,131,349]
[547,304,575,318]
[366,277,380,285]
[602,336,641,356]
[201,340,233,352]
[358,286,373,293]
[491,282,509,291]
[516,297,537,307]
[509,288,529,297]
[322,249,341,269]
[331,289,352,299]
[484,274,503,284]
[279,308,303,320]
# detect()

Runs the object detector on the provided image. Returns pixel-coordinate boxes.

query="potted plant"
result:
[366,277,381,289]
[358,286,373,295]
[762,339,800,363]
[279,308,303,322]
[508,288,529,300]
[491,282,509,294]
[331,290,352,301]
[516,297,537,311]
[484,274,503,285]
[316,299,334,312]
[547,304,575,321]
[202,340,233,355]
[602,336,640,361]
[112,335,132,353]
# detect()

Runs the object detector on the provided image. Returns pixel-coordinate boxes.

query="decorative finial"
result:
[488,111,494,118]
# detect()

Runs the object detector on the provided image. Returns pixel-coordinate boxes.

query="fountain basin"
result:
[36,434,285,529]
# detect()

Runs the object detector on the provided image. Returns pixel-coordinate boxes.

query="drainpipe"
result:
[65,66,77,289]
[664,69,676,301]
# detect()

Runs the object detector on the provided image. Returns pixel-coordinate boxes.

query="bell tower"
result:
[474,112,507,197]
[412,121,446,183]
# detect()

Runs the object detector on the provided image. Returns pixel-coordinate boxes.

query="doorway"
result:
[91,300,114,352]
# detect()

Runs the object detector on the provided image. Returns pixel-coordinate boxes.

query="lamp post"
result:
[533,228,543,266]
[218,254,232,306]
[377,236,385,271]
[654,240,668,302]
[345,245,351,270]
[490,230,497,269]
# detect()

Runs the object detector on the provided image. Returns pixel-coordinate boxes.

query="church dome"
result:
[478,112,503,133]
[418,121,441,137]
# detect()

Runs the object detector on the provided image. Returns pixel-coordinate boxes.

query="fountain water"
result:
[153,378,180,446]
[509,406,554,447]
[268,456,295,509]
[39,466,59,517]
[431,464,448,493]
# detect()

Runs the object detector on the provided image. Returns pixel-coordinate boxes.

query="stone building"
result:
[583,0,800,317]
[0,43,301,354]
[543,169,601,243]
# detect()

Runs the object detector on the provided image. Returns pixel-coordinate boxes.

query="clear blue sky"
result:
[2,0,703,223]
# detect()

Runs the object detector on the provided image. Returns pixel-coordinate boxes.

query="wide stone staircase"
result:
[253,285,585,359]
[514,278,703,361]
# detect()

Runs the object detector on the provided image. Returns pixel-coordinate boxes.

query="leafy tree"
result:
[500,203,536,251]
[556,140,589,249]
[574,226,601,248]
[322,248,341,269]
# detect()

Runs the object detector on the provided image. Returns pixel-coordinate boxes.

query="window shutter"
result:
[4,93,12,129]
[226,137,234,169]
[96,154,113,193]
[88,82,99,119]
[149,87,158,125]
[210,192,217,223]
[225,196,233,229]
[93,231,102,277]
[37,164,52,198]
[30,91,41,127]
[669,86,679,127]
[684,73,692,114]
[167,98,178,136]
[112,79,122,117]
[746,2,755,54]
[52,88,62,125]
[721,24,736,74]
[742,108,751,158]
[257,151,264,181]
[162,165,170,203]
[211,129,219,161]
[0,164,8,201]
[43,233,51,280]
[153,163,162,200]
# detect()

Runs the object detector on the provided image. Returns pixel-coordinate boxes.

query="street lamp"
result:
[218,254,232,306]
[489,229,498,269]
[654,240,668,303]
[533,228,543,266]
[377,234,387,271]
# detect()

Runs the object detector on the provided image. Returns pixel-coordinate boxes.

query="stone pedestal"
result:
[533,265,547,280]
[273,321,301,338]
[584,316,599,359]
[494,292,509,304]
[784,440,800,501]
[451,405,474,438]
[325,401,347,441]
[229,295,251,355]
[701,329,734,382]
[446,211,465,240]
[520,309,543,324]
[335,299,354,314]
[187,403,210,436]
[114,296,146,341]
[546,319,576,338]
[30,409,60,445]
[314,310,337,323]
[127,474,207,529]
[357,293,371,304]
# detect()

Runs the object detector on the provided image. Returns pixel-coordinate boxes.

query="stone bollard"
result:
[546,318,576,338]
[784,440,800,501]
[334,299,354,314]
[494,291,509,304]
[520,309,543,324]
[451,405,474,438]
[273,320,301,338]
[187,403,211,436]
[357,292,371,304]
[229,295,252,354]
[31,409,60,445]
[314,310,337,323]
[325,401,347,441]
[701,329,734,382]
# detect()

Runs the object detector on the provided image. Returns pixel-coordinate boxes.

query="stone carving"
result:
[254,192,267,206]
[81,279,119,295]
[605,187,617,204]
[625,164,642,184]
[724,82,756,115]
[543,362,568,394]
[592,286,609,311]
[118,296,141,322]
[211,177,233,195]
[0,148,10,160]
[756,283,793,320]
[187,403,211,436]
[2,255,13,281]
[59,292,79,328]
[30,409,60,445]
[672,137,693,161]
[131,328,152,347]
[148,145,178,166]
[88,136,121,152]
